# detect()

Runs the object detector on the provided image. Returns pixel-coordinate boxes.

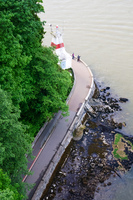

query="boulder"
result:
[82,177,88,185]
[106,87,110,90]
[119,98,128,103]
[117,123,122,129]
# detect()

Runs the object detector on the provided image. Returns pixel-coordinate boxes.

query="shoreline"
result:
[25,58,95,200]
[42,81,133,200]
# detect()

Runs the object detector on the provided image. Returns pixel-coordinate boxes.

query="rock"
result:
[91,172,95,176]
[59,171,66,176]
[104,106,113,113]
[107,182,112,186]
[69,189,76,194]
[87,121,97,129]
[50,189,54,193]
[99,177,105,183]
[106,87,110,90]
[111,131,115,134]
[101,114,106,119]
[122,122,126,127]
[110,103,120,110]
[90,163,95,168]
[58,187,62,193]
[82,177,88,185]
[106,92,110,97]
[117,123,122,129]
[52,184,56,188]
[88,186,95,192]
[50,193,55,198]
[119,98,128,103]
[98,163,103,167]
[73,125,85,141]
[107,97,118,104]
[100,88,106,93]
[101,95,106,101]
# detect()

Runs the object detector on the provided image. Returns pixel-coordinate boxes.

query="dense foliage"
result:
[0,169,21,200]
[0,88,32,199]
[0,0,72,199]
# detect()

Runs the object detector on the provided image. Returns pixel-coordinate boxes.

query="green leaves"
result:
[0,88,32,199]
[20,46,72,136]
[0,169,23,200]
[1,88,29,162]
[0,0,72,198]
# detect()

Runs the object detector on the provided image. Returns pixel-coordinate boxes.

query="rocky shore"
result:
[42,82,133,200]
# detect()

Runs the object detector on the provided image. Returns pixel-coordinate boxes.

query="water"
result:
[38,1,133,199]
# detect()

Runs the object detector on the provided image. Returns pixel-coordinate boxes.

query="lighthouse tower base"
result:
[51,25,72,70]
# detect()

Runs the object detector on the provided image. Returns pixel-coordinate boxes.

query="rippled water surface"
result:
[38,1,133,199]
[39,0,133,135]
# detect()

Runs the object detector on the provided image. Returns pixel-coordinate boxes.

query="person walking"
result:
[72,53,74,59]
[77,55,80,61]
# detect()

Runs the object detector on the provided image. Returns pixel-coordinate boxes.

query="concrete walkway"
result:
[24,58,93,200]
[69,59,93,112]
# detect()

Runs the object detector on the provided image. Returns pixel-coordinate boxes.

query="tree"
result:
[0,169,22,200]
[20,46,72,136]
[0,1,33,107]
[0,0,45,106]
[0,0,72,137]
[0,0,72,198]
[0,88,32,198]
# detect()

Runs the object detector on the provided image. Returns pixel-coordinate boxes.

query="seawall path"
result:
[24,58,94,200]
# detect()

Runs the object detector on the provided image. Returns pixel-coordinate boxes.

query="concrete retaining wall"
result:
[72,58,95,129]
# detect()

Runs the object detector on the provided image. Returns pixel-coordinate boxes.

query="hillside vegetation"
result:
[0,0,72,199]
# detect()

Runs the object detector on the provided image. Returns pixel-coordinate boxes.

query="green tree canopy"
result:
[20,46,72,136]
[0,169,22,200]
[0,0,44,106]
[0,0,72,136]
[0,0,72,199]
[0,88,32,198]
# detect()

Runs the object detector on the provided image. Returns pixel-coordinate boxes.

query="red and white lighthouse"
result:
[51,25,72,69]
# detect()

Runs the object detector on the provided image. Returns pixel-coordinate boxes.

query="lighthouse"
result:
[51,25,72,69]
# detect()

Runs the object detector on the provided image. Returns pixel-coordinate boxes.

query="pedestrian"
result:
[72,53,74,59]
[77,55,80,61]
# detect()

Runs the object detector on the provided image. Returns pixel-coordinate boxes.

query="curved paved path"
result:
[69,59,93,112]
[24,59,93,200]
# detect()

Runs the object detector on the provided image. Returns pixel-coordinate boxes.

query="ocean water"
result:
[39,0,133,136]
[38,1,133,199]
